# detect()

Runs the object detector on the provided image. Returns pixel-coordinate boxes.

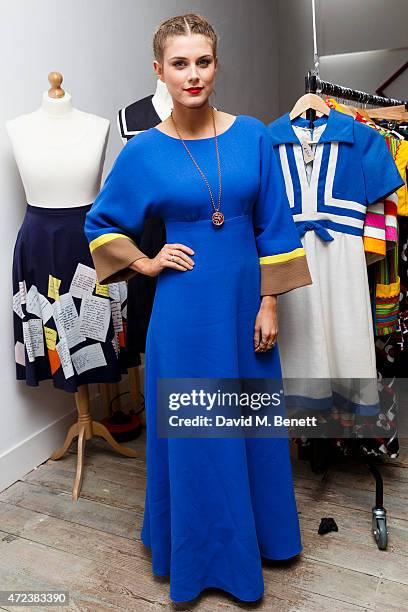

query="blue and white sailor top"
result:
[267,108,404,242]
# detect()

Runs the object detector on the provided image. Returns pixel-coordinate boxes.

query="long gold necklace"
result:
[170,107,224,227]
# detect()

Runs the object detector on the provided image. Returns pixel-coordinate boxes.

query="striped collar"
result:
[268,108,354,145]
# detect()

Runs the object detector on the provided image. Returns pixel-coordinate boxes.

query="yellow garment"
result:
[394,140,408,215]
[326,97,408,216]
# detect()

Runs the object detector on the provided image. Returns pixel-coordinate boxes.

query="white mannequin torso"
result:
[6,92,110,208]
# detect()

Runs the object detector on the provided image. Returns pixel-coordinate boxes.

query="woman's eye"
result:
[173,59,211,68]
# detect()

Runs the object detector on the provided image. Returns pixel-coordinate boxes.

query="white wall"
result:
[277,0,408,114]
[316,0,408,56]
[0,0,279,491]
[277,0,314,115]
[317,0,408,102]
[320,48,408,102]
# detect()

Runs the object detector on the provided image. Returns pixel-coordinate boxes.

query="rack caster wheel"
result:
[372,507,388,550]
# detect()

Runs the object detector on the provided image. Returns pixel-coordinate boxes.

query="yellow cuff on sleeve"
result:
[259,249,312,296]
[90,233,148,284]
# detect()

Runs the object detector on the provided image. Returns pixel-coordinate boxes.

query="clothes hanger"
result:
[324,96,354,117]
[326,97,408,125]
[324,96,372,121]
[289,93,330,121]
[354,107,375,122]
[368,105,408,121]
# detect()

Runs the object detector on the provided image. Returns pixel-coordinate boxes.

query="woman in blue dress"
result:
[85,13,312,604]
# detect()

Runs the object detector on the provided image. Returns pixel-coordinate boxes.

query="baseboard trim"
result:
[0,407,77,493]
[0,370,144,494]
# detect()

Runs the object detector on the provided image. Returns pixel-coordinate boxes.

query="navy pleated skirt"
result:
[12,204,139,393]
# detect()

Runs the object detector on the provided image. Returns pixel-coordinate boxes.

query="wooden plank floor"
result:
[0,430,407,611]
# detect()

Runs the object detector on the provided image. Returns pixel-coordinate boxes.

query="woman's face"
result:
[154,34,217,108]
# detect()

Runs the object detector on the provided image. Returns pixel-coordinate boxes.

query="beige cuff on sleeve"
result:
[260,253,312,296]
[90,234,148,284]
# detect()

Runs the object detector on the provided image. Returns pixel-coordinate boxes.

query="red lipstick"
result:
[185,87,203,95]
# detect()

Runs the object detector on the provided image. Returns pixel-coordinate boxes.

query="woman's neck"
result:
[170,103,215,137]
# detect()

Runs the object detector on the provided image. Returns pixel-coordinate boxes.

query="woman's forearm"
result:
[130,256,153,276]
[260,294,277,309]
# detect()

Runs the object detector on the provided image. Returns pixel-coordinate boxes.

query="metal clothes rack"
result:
[302,71,407,549]
[304,71,408,128]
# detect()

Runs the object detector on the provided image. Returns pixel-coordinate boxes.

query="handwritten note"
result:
[48,275,62,301]
[56,338,74,379]
[53,293,86,349]
[118,281,127,305]
[79,295,111,342]
[71,343,107,375]
[69,263,97,299]
[112,334,120,357]
[19,281,27,304]
[111,300,123,333]
[23,319,45,362]
[26,285,42,318]
[13,292,24,319]
[44,326,57,351]
[108,283,120,301]
[95,280,110,297]
[39,293,53,324]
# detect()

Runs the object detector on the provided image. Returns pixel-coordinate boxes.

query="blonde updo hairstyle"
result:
[153,13,218,64]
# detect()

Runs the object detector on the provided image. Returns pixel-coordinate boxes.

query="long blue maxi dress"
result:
[85,114,312,603]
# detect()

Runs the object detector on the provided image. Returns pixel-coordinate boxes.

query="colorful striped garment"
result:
[374,245,400,336]
[364,192,399,264]
[325,100,401,263]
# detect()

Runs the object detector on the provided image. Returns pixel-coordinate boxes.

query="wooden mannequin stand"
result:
[51,384,138,501]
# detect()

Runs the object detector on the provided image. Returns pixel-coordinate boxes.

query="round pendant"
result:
[212,211,224,227]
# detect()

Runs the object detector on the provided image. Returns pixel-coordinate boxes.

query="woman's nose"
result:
[188,65,199,81]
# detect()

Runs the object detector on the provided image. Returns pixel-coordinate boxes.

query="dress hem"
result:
[17,371,123,393]
[260,544,303,561]
[141,536,302,603]
[170,588,264,604]
[141,538,264,603]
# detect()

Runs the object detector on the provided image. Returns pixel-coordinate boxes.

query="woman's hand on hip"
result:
[132,243,195,277]
[254,295,278,352]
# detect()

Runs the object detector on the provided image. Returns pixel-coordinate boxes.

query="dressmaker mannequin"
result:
[7,73,137,501]
[7,73,109,208]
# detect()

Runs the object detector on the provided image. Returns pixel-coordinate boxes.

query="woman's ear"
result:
[153,60,163,79]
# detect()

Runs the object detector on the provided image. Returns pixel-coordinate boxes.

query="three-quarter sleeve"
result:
[253,128,312,296]
[85,142,151,284]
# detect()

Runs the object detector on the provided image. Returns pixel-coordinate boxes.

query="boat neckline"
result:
[151,115,240,141]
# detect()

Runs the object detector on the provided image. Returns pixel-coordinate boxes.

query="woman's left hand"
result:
[254,295,278,352]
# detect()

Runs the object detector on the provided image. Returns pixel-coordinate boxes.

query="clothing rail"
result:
[305,70,408,108]
[303,70,396,549]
